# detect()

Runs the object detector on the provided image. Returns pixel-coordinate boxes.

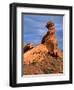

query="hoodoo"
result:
[41,21,58,57]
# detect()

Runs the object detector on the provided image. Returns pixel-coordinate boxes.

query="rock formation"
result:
[41,21,59,57]
[23,21,63,75]
[23,44,48,64]
[23,43,34,53]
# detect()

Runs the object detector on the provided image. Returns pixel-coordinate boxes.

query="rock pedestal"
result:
[41,21,58,57]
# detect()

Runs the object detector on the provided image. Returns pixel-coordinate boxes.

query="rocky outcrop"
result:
[23,44,48,64]
[23,21,63,75]
[23,43,34,53]
[23,53,63,75]
[23,43,63,75]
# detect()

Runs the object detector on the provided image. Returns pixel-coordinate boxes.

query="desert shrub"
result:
[31,60,37,65]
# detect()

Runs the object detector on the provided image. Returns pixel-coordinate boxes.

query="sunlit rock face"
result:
[41,21,59,57]
[23,21,63,75]
[23,44,48,64]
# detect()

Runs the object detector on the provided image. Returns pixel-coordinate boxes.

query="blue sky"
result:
[22,14,63,50]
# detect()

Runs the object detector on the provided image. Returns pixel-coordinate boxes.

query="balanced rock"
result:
[41,21,59,57]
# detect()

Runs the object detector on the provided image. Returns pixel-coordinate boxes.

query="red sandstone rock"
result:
[23,21,63,75]
[41,21,59,57]
[23,44,48,64]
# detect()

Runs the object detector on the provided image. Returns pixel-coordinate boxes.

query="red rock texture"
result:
[23,44,48,64]
[23,21,63,75]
